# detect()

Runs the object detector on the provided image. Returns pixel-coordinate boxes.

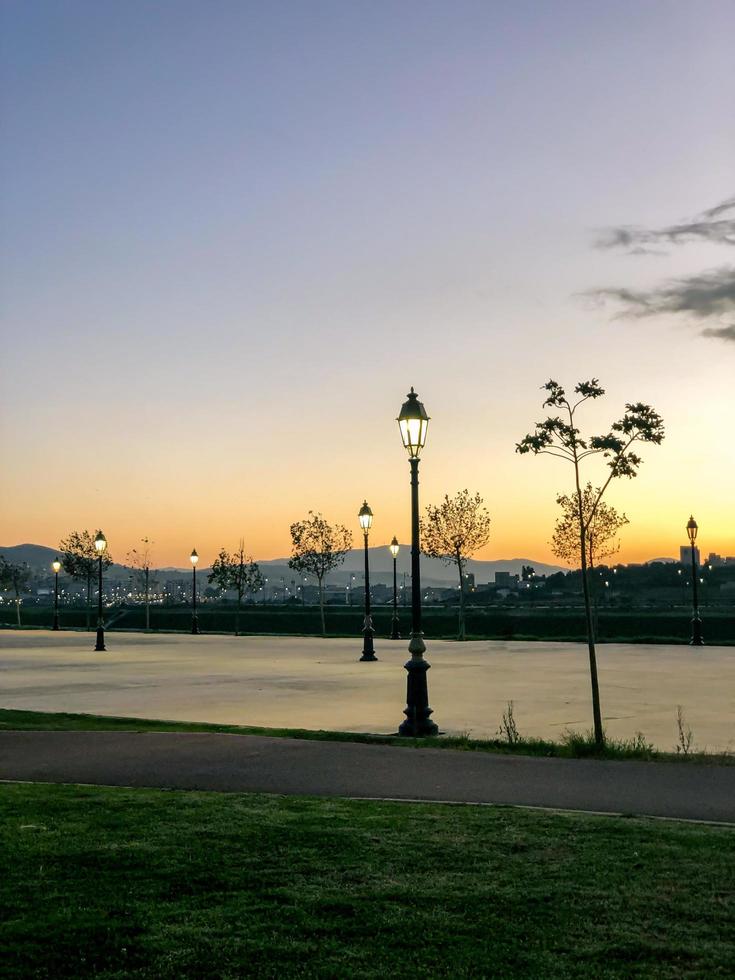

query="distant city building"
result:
[705,553,735,566]
[679,545,700,566]
[494,571,519,589]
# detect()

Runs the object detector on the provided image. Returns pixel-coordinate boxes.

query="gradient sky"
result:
[1,0,734,568]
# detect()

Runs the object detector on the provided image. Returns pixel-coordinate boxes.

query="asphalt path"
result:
[1,731,734,822]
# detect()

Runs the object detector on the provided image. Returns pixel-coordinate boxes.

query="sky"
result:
[1,0,734,568]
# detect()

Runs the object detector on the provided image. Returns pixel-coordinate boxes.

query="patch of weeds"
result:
[676,705,694,756]
[497,700,521,745]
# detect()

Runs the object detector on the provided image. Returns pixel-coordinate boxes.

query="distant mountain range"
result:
[0,542,678,586]
[0,541,560,586]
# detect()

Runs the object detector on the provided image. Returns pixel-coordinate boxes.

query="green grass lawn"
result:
[1,708,731,765]
[0,783,733,978]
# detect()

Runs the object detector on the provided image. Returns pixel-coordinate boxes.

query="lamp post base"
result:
[360,617,378,661]
[191,617,200,635]
[94,627,106,652]
[52,615,60,631]
[390,618,401,640]
[397,644,438,737]
[690,614,704,646]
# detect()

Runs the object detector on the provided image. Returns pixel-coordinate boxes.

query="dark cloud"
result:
[701,324,735,341]
[702,196,735,220]
[595,212,735,252]
[590,197,735,342]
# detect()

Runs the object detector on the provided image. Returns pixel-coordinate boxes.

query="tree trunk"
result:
[235,594,241,636]
[456,555,466,640]
[318,577,326,636]
[588,557,599,641]
[576,473,604,747]
[145,567,150,631]
[15,589,21,627]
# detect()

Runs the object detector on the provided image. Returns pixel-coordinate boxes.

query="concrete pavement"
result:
[2,630,734,751]
[1,730,734,822]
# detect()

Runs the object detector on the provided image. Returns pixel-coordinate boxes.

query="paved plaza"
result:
[2,630,733,751]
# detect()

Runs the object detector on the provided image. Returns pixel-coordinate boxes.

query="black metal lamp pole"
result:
[94,530,106,651]
[389,536,400,639]
[397,388,438,736]
[687,516,703,646]
[190,548,200,634]
[52,558,61,630]
[359,501,377,661]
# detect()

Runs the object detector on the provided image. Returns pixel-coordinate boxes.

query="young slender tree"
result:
[420,489,492,640]
[0,556,31,627]
[517,379,664,747]
[552,484,629,571]
[59,530,113,630]
[288,512,352,636]
[208,541,263,636]
[127,538,155,631]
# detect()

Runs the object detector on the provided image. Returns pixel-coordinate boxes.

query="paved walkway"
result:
[1,731,733,822]
[2,630,734,751]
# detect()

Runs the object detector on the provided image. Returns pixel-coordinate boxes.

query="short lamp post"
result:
[389,537,400,639]
[94,531,107,651]
[190,548,200,635]
[52,558,61,631]
[358,501,377,661]
[686,516,704,646]
[396,387,438,736]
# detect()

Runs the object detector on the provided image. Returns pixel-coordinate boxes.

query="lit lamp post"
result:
[190,548,200,634]
[396,387,438,736]
[389,537,400,639]
[52,558,61,630]
[94,531,107,651]
[686,516,704,646]
[358,501,377,661]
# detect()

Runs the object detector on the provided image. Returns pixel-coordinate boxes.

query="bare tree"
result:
[517,379,664,747]
[127,538,155,631]
[60,530,113,630]
[208,541,263,636]
[288,512,352,636]
[420,489,491,640]
[0,556,31,627]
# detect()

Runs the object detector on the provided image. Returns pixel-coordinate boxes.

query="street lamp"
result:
[358,500,377,661]
[52,558,61,630]
[190,548,200,634]
[686,516,703,646]
[389,537,401,639]
[396,387,438,736]
[94,531,107,651]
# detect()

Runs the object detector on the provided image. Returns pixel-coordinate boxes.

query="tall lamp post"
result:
[358,501,377,661]
[94,531,107,651]
[389,537,400,639]
[190,548,200,634]
[686,516,704,646]
[396,387,438,736]
[52,557,61,630]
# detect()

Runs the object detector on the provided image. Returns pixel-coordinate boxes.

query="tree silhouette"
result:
[420,489,491,640]
[552,484,629,570]
[208,541,263,636]
[127,538,155,631]
[60,530,113,630]
[517,379,664,747]
[288,512,352,636]
[0,556,31,627]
